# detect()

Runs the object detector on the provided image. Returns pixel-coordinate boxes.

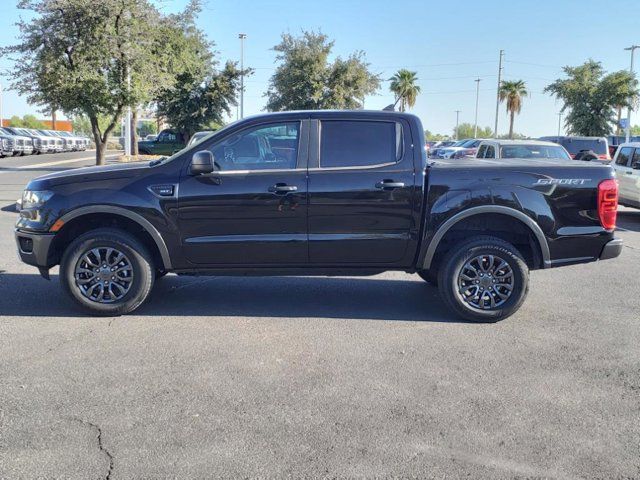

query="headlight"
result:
[21,190,54,209]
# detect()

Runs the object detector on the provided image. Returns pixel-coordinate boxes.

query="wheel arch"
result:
[422,206,551,271]
[53,206,172,270]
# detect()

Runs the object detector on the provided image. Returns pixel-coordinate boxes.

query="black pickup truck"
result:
[15,111,622,321]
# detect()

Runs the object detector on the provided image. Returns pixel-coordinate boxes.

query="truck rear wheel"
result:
[437,236,529,323]
[60,228,155,316]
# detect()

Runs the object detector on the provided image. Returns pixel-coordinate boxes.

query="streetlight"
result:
[624,45,639,143]
[474,78,481,138]
[454,110,461,140]
[557,112,563,138]
[239,33,247,119]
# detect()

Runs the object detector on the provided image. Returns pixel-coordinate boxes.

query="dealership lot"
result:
[1,153,639,478]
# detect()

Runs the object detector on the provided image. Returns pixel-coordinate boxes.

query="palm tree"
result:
[389,69,421,112]
[499,80,528,139]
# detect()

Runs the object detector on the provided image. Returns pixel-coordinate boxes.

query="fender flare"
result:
[58,205,172,270]
[422,205,551,270]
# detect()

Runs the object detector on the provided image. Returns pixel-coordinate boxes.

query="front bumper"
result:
[599,238,623,261]
[15,229,56,268]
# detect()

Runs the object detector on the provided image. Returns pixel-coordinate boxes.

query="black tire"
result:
[437,236,529,323]
[417,270,438,285]
[60,228,155,316]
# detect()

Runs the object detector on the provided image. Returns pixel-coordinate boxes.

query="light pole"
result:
[474,78,481,138]
[624,45,639,143]
[494,49,504,138]
[557,112,563,138]
[239,33,247,119]
[454,110,461,140]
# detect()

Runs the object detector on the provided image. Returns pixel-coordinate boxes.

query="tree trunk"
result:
[131,109,139,156]
[509,111,515,139]
[51,109,57,130]
[616,106,622,136]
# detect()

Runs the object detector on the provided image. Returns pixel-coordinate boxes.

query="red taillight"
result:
[598,179,618,230]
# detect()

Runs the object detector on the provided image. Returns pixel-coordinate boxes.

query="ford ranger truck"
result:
[15,111,623,322]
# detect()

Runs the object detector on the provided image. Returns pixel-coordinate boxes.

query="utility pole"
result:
[557,112,563,138]
[124,73,131,157]
[454,110,461,140]
[494,50,504,138]
[624,45,639,143]
[474,78,481,138]
[239,33,247,119]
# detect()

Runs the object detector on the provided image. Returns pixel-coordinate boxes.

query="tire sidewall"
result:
[439,240,529,322]
[60,230,154,316]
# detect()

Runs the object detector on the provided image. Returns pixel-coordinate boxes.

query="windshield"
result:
[501,144,571,160]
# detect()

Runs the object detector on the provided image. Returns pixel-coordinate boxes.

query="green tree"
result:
[138,121,157,138]
[424,130,449,141]
[154,3,244,141]
[632,125,640,136]
[265,31,380,111]
[7,114,46,129]
[455,123,493,139]
[544,60,639,137]
[3,0,184,165]
[499,80,528,139]
[389,69,421,112]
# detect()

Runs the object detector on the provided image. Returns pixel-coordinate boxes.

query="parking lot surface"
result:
[1,152,639,478]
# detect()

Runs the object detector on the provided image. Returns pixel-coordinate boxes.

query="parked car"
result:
[0,131,16,157]
[15,110,622,322]
[187,131,215,147]
[9,128,56,154]
[539,136,610,161]
[448,139,485,159]
[476,140,571,160]
[428,140,455,158]
[611,142,640,208]
[0,127,33,156]
[137,129,185,155]
[436,139,472,158]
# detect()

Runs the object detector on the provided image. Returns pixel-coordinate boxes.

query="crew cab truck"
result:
[15,111,622,322]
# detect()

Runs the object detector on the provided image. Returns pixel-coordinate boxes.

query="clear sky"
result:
[1,0,639,137]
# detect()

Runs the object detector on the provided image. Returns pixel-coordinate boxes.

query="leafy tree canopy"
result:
[265,31,380,111]
[454,123,493,139]
[8,114,46,129]
[154,3,245,141]
[545,60,639,137]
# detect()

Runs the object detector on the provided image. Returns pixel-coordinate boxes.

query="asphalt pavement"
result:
[0,151,639,478]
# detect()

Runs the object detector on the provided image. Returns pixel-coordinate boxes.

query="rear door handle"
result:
[269,183,298,194]
[375,180,405,190]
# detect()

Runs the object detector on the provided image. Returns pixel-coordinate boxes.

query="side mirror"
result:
[190,150,214,175]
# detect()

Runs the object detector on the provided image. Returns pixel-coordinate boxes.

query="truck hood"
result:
[27,161,151,189]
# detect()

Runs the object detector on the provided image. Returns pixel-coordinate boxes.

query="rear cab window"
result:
[320,120,403,168]
[560,138,608,156]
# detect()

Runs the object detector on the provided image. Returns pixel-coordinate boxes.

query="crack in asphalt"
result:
[70,417,114,480]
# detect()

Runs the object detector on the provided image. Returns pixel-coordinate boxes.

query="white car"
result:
[611,142,640,208]
[476,139,571,160]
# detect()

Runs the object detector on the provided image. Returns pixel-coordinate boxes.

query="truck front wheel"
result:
[60,228,155,316]
[437,236,529,323]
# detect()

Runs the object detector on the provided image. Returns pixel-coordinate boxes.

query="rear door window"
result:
[616,147,633,167]
[320,120,402,168]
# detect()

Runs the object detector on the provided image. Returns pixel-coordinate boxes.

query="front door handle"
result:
[375,180,405,190]
[269,183,298,194]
